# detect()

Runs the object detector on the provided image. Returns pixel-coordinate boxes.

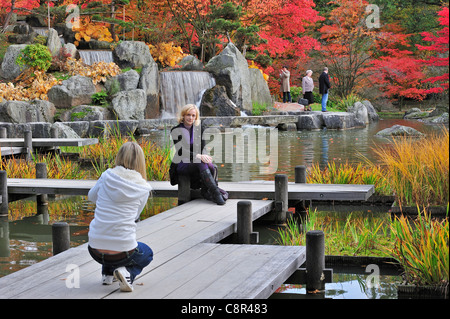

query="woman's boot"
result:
[200,169,225,205]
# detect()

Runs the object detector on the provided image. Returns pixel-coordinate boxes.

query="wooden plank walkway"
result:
[0,199,305,299]
[6,178,374,201]
[0,138,99,148]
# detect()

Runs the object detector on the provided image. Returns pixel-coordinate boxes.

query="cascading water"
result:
[159,71,216,117]
[78,50,114,65]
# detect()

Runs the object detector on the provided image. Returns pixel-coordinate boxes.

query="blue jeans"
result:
[321,93,329,111]
[88,242,153,283]
[283,92,292,103]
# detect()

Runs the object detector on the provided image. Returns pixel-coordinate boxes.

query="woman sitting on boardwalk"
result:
[170,104,226,205]
[87,142,154,292]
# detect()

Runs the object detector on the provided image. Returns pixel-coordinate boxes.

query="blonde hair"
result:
[115,141,147,180]
[177,104,200,126]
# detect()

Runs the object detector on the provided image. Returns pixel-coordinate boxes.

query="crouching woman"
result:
[88,142,153,292]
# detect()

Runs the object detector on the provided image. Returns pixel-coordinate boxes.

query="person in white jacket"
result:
[88,141,153,292]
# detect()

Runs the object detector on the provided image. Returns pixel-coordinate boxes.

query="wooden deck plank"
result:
[6,178,374,201]
[0,138,98,147]
[0,147,24,156]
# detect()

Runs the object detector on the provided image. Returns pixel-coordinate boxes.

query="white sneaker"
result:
[114,267,133,292]
[102,275,116,285]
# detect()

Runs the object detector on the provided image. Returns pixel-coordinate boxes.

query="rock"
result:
[297,113,324,130]
[249,68,272,111]
[61,121,90,138]
[375,124,425,137]
[323,112,365,129]
[46,28,62,56]
[205,42,252,112]
[0,44,28,81]
[178,55,204,71]
[51,122,81,138]
[348,102,369,124]
[0,99,56,123]
[113,41,154,69]
[362,100,379,122]
[13,24,33,35]
[59,105,114,122]
[47,75,96,108]
[88,120,139,138]
[138,62,160,119]
[421,112,449,124]
[403,108,430,119]
[63,43,78,59]
[199,85,240,116]
[105,69,140,93]
[111,89,147,120]
[89,39,113,50]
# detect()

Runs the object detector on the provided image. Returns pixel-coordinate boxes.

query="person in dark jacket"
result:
[170,104,225,205]
[319,67,331,112]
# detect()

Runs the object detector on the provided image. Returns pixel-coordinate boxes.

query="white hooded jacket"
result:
[88,166,153,252]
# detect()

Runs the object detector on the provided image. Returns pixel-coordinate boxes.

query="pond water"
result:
[0,118,447,298]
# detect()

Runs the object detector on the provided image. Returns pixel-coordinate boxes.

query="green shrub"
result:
[16,44,52,71]
[92,90,108,106]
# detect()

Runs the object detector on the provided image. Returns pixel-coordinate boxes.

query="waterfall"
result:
[159,71,216,117]
[78,50,114,65]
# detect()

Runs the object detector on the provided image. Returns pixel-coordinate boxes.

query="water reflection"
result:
[144,118,447,181]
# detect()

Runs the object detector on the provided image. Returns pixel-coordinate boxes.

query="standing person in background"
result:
[88,142,153,292]
[302,70,314,110]
[319,67,331,112]
[280,66,292,103]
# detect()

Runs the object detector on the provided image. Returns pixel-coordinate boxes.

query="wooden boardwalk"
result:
[6,178,374,201]
[0,199,305,299]
[0,138,99,148]
[0,178,374,299]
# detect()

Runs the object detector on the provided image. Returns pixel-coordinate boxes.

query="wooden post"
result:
[294,165,309,225]
[274,174,288,224]
[306,230,325,293]
[24,127,33,162]
[178,174,191,205]
[237,201,252,244]
[36,163,49,223]
[295,165,306,183]
[236,201,259,244]
[0,171,8,217]
[0,127,7,138]
[52,222,70,255]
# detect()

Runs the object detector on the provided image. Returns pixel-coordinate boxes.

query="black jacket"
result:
[319,72,331,94]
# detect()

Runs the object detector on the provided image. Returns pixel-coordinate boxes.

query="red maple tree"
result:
[417,6,449,94]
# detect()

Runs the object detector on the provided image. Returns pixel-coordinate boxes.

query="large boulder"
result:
[249,68,272,111]
[323,112,365,129]
[297,113,324,130]
[59,105,114,122]
[362,100,379,122]
[0,99,56,123]
[111,89,147,120]
[178,55,204,71]
[47,75,96,108]
[113,41,154,69]
[375,124,425,137]
[138,62,160,119]
[0,44,28,81]
[47,28,62,56]
[199,85,240,116]
[205,42,252,112]
[348,102,369,124]
[105,69,140,92]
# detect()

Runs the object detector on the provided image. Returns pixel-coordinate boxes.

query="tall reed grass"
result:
[79,123,171,180]
[276,210,393,257]
[390,207,449,288]
[370,129,449,208]
[307,161,392,196]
